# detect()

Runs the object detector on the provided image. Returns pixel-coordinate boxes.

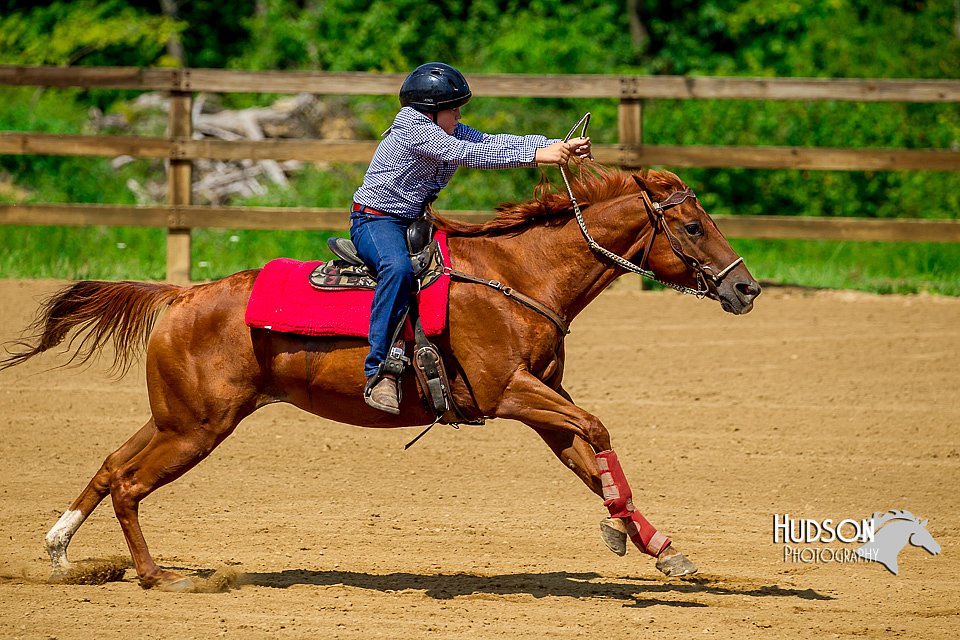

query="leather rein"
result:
[443,267,570,335]
[560,112,744,299]
[445,114,745,336]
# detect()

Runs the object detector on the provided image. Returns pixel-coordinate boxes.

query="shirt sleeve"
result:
[401,115,557,169]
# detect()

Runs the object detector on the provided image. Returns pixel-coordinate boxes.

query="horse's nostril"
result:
[735,280,761,300]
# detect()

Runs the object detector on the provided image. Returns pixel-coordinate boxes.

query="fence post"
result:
[618,97,646,289]
[618,98,642,155]
[166,89,192,283]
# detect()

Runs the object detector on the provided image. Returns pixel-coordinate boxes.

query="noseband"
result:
[559,114,744,299]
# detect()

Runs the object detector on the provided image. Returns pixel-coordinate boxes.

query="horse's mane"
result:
[433,165,687,237]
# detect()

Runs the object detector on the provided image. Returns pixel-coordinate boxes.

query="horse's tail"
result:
[0,280,185,375]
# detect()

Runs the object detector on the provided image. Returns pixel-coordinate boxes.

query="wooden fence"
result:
[1,65,959,282]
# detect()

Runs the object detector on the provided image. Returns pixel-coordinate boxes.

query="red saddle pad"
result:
[244,232,450,339]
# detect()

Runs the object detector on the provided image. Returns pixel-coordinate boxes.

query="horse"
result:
[855,510,940,575]
[1,165,760,591]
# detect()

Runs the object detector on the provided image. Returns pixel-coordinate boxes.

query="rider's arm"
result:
[452,122,590,166]
[402,113,558,169]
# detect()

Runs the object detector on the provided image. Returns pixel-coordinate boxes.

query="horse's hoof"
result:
[599,517,628,556]
[144,569,195,592]
[47,565,71,583]
[656,551,698,577]
[156,576,196,593]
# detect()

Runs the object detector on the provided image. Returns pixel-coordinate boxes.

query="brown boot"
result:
[364,375,400,415]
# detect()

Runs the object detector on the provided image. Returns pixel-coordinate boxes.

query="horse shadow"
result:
[219,568,832,607]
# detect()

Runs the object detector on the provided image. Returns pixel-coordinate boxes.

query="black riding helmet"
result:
[399,62,472,113]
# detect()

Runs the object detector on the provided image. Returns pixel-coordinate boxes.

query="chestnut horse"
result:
[1,166,760,590]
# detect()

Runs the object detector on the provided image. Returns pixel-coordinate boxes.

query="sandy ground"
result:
[0,277,958,640]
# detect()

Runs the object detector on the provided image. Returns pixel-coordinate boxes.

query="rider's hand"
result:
[535,141,571,165]
[567,136,592,161]
[535,137,592,166]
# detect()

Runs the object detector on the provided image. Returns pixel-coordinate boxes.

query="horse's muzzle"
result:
[719,277,761,315]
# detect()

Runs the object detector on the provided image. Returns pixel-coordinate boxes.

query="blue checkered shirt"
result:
[352,106,558,219]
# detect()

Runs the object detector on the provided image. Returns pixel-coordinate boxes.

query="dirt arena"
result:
[0,277,957,639]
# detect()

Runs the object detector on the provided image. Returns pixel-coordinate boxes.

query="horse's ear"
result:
[632,174,648,192]
[921,519,928,527]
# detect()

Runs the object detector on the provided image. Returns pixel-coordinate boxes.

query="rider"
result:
[351,62,591,414]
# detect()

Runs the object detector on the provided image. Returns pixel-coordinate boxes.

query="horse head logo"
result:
[855,510,940,575]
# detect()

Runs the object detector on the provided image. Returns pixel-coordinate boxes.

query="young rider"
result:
[350,62,591,414]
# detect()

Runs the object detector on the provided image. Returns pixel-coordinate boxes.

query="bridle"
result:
[635,187,744,298]
[560,113,744,299]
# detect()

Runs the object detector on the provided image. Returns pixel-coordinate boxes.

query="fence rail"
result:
[4,65,960,101]
[1,65,958,281]
[2,203,958,244]
[2,133,958,172]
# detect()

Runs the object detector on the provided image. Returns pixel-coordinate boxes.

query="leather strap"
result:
[352,202,389,216]
[445,267,570,336]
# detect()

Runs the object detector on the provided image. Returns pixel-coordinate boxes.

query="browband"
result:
[653,188,697,210]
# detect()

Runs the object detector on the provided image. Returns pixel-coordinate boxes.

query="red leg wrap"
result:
[596,449,634,518]
[596,450,671,557]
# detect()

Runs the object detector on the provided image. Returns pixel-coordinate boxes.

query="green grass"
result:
[1,225,957,295]
[0,225,167,280]
[0,225,345,281]
[729,238,960,296]
[191,228,343,281]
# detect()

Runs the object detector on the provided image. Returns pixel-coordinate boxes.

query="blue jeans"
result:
[349,212,415,378]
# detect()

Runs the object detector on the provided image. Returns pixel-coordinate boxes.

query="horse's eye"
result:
[684,222,703,236]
